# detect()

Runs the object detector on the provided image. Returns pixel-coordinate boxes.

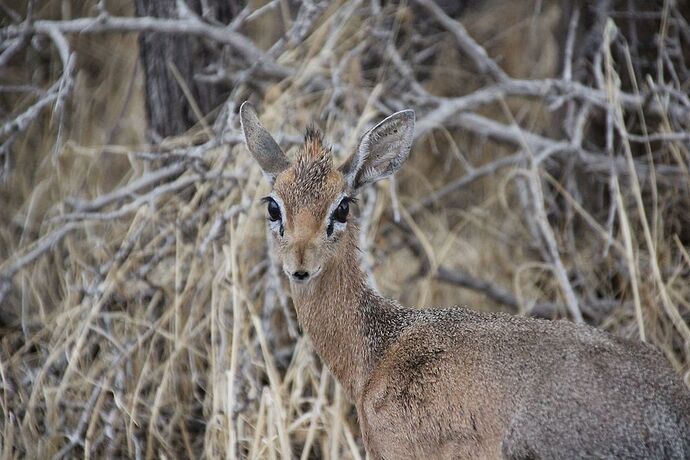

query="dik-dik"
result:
[240,102,690,459]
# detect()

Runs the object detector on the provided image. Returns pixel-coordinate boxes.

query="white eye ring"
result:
[327,219,347,238]
[268,219,283,234]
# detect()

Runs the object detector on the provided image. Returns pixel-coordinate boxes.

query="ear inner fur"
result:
[340,109,415,191]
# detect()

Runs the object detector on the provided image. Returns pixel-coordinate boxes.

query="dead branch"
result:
[1,13,292,79]
[435,266,559,318]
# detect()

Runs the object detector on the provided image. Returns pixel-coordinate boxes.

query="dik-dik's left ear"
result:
[240,102,291,183]
[339,109,415,192]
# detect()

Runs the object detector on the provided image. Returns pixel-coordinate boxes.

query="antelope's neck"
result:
[289,227,402,401]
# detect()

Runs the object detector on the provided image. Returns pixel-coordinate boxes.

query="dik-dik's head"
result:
[240,102,415,284]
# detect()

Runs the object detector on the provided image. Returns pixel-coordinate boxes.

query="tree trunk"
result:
[134,0,239,140]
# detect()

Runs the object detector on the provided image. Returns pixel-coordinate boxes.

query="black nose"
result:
[292,271,310,281]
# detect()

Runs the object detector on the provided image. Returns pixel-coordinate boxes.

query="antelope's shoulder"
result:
[360,307,515,415]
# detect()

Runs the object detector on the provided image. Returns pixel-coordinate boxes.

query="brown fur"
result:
[251,119,690,459]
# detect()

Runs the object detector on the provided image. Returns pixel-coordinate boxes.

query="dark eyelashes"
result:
[334,196,357,211]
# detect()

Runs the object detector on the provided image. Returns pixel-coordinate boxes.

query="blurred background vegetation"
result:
[1,0,689,458]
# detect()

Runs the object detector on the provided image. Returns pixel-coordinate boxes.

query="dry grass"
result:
[1,0,690,458]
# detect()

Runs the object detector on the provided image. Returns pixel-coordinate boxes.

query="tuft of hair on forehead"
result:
[285,125,338,202]
[295,125,333,178]
[302,125,328,160]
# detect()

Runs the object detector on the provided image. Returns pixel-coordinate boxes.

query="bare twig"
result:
[67,162,187,212]
[436,266,559,317]
[523,163,584,323]
[563,6,580,81]
[413,0,509,82]
[442,112,685,179]
[415,78,688,138]
[409,152,530,214]
[0,86,59,138]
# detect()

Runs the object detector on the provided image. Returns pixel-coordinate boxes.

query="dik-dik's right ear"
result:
[240,102,291,184]
[339,109,415,192]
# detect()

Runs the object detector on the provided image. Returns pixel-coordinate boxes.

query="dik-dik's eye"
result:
[327,197,354,237]
[262,196,285,237]
[333,198,349,223]
[266,198,281,221]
